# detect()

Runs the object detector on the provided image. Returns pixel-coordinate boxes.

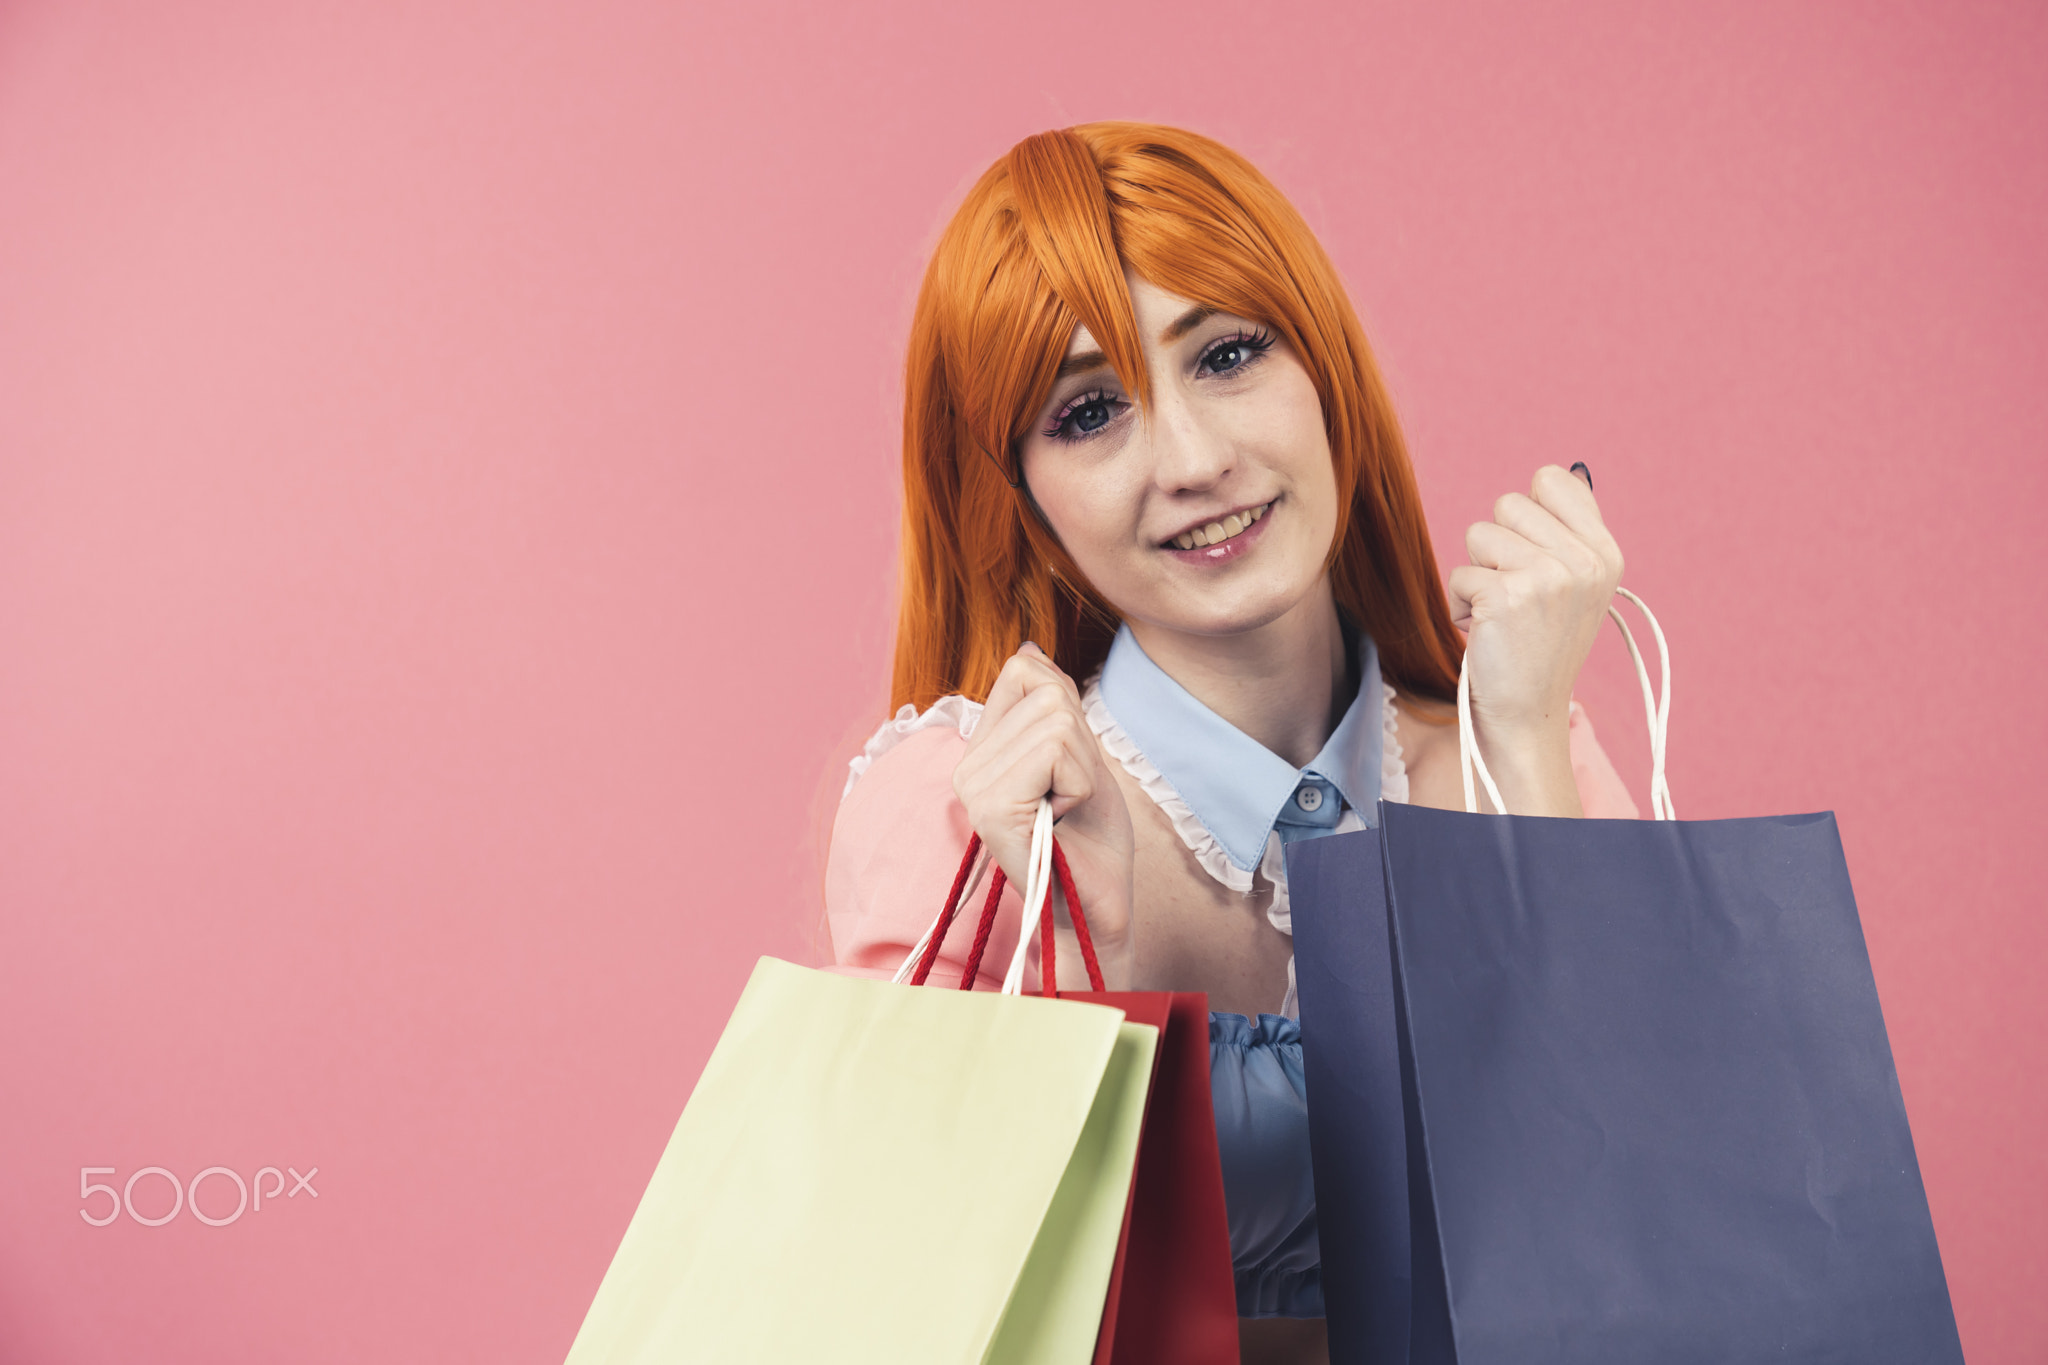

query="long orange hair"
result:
[892,122,1463,713]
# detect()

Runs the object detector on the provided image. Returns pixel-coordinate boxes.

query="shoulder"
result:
[833,696,983,870]
[840,695,982,801]
[1392,693,1641,819]
[826,697,984,973]
[1389,691,1459,795]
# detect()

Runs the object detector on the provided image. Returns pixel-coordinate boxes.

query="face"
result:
[1018,273,1340,647]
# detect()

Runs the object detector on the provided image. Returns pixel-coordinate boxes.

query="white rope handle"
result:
[889,796,1059,992]
[1456,651,1509,816]
[1606,586,1676,820]
[1458,587,1676,819]
[1001,798,1057,996]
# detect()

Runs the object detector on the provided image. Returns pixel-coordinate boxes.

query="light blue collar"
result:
[1095,623,1385,872]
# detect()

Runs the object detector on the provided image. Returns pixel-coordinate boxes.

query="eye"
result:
[1069,397,1114,433]
[1198,328,1275,377]
[1046,389,1125,442]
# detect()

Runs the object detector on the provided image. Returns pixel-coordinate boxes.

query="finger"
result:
[1019,643,1085,706]
[1465,519,1549,573]
[976,659,1032,737]
[1526,466,1623,578]
[1444,563,1499,630]
[968,678,1078,768]
[1005,643,1083,709]
[1492,491,1611,577]
[960,690,1098,802]
[1527,464,1615,546]
[964,721,1095,805]
[975,645,1081,741]
[1044,741,1099,821]
[958,729,1100,837]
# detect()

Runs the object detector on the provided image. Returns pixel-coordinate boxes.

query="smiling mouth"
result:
[1165,501,1271,550]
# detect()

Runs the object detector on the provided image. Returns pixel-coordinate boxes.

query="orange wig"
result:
[891,122,1463,714]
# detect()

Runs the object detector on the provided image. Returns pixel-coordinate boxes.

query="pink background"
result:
[2,1,2041,1360]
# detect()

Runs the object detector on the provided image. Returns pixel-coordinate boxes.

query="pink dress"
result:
[825,687,1637,1002]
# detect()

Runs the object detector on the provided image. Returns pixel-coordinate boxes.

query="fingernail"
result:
[1569,461,1594,490]
[1021,641,1043,655]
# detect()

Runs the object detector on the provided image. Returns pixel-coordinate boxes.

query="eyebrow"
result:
[1053,306,1222,380]
[1055,348,1108,379]
[1161,304,1219,343]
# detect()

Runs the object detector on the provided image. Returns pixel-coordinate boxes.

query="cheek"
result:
[1274,388,1338,514]
[1024,461,1139,575]
[1233,381,1335,510]
[1299,456,1342,562]
[1303,437,1340,518]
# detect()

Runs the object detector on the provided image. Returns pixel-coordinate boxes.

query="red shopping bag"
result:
[908,836,1239,1365]
[1068,990,1239,1365]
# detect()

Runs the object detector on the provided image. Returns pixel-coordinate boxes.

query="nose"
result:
[1146,390,1233,494]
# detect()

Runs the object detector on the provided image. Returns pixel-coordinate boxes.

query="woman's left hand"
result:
[1445,463,1624,816]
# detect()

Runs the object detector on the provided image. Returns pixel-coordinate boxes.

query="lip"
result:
[1159,499,1275,566]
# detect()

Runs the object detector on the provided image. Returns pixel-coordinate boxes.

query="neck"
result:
[1126,580,1355,769]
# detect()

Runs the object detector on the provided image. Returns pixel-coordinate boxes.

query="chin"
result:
[1151,583,1313,639]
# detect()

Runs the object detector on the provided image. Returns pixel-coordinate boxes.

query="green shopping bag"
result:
[566,806,1156,1364]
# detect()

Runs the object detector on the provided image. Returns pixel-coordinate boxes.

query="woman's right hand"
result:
[952,643,1136,988]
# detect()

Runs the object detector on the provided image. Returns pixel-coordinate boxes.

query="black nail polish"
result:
[1569,461,1594,490]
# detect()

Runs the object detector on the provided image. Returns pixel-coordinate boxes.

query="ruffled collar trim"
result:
[1082,676,1408,916]
[841,672,1412,1018]
[840,681,1410,904]
[1095,625,1390,873]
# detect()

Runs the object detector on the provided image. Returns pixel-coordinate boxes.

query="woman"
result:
[826,123,1636,1363]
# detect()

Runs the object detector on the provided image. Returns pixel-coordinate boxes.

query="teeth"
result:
[1168,502,1271,550]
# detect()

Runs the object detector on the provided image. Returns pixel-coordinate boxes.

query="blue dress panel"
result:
[1094,623,1393,1320]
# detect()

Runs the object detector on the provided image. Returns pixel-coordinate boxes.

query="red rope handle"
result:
[1039,862,1057,997]
[1050,839,1107,992]
[957,866,1008,990]
[912,830,1107,995]
[907,834,981,987]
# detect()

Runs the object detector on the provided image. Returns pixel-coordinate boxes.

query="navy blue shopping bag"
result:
[1288,804,1962,1365]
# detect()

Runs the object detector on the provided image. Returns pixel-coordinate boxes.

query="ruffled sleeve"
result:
[825,698,1026,990]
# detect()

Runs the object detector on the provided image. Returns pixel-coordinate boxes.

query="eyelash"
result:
[1045,389,1123,442]
[1042,328,1278,443]
[1198,327,1276,377]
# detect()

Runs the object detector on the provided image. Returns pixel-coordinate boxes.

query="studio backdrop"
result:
[1,2,2042,1362]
